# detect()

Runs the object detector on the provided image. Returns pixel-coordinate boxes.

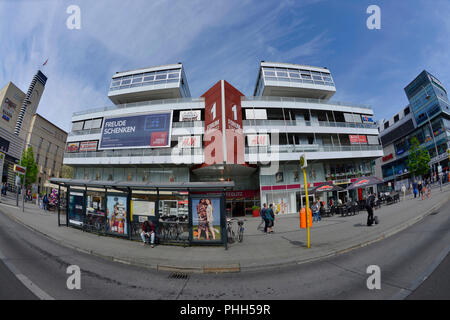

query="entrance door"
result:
[301,195,315,208]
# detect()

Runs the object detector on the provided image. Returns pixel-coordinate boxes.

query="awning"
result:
[345,176,384,190]
[313,182,344,193]
[49,178,235,191]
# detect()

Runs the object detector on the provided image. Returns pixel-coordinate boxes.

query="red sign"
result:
[224,81,244,165]
[382,154,393,162]
[349,135,368,145]
[202,81,223,165]
[80,141,98,152]
[150,132,168,147]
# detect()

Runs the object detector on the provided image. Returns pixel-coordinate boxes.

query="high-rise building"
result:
[63,61,383,216]
[376,70,450,190]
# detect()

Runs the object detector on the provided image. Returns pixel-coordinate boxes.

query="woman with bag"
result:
[265,204,275,234]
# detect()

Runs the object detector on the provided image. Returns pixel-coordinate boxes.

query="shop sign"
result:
[382,154,393,162]
[80,141,98,152]
[99,112,172,150]
[14,164,26,175]
[179,110,201,121]
[349,135,368,144]
[178,136,201,148]
[2,97,16,122]
[247,134,269,147]
[362,115,375,123]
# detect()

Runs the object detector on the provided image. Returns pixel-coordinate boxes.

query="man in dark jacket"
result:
[141,220,156,247]
[365,192,376,226]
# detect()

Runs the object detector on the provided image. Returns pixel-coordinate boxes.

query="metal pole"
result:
[303,168,310,248]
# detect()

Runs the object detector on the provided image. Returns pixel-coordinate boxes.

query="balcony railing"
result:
[242,96,373,110]
[243,120,378,129]
[246,144,382,154]
[72,97,205,117]
[64,148,204,159]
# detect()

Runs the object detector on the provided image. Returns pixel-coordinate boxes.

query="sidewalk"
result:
[1,186,449,273]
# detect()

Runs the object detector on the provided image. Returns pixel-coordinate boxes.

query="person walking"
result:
[206,199,216,240]
[265,204,275,234]
[365,192,376,226]
[259,203,268,232]
[401,184,407,201]
[425,179,431,199]
[43,194,49,211]
[418,181,423,199]
[312,200,321,222]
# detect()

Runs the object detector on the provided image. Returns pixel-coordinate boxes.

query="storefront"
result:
[50,178,234,247]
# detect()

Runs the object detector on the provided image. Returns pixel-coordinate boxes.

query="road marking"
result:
[0,248,54,300]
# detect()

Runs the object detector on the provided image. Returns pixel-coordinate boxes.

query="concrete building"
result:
[25,114,68,193]
[376,70,450,190]
[63,61,383,216]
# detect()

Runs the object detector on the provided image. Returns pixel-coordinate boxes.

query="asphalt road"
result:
[0,198,449,300]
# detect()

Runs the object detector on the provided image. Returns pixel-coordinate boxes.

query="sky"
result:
[1,0,450,132]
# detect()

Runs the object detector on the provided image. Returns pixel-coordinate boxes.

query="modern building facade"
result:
[376,70,450,190]
[0,71,47,187]
[63,61,383,216]
[25,114,68,193]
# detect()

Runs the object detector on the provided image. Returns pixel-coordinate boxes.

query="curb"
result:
[1,191,449,274]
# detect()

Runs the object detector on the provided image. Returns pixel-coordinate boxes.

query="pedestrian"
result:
[365,192,376,226]
[312,200,321,222]
[265,204,275,234]
[43,194,49,211]
[259,203,267,232]
[401,184,406,201]
[418,181,423,199]
[425,179,431,199]
[140,220,156,247]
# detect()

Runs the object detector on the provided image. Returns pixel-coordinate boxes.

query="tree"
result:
[407,137,431,179]
[61,165,74,179]
[19,146,38,187]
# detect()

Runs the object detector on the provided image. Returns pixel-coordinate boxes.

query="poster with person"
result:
[191,197,222,243]
[106,195,128,235]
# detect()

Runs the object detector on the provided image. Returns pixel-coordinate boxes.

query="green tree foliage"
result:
[407,137,431,178]
[19,146,38,187]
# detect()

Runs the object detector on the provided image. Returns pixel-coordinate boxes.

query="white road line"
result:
[0,248,54,300]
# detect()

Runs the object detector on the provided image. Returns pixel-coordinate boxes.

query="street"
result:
[0,197,449,300]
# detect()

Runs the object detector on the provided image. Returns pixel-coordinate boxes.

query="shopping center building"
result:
[63,61,383,217]
[375,70,450,190]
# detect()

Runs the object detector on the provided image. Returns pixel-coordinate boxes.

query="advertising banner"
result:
[349,135,368,144]
[245,109,267,120]
[202,81,223,164]
[66,142,80,153]
[80,141,98,152]
[224,81,244,164]
[191,197,222,242]
[247,134,269,147]
[362,115,375,123]
[178,136,201,148]
[179,110,201,122]
[131,200,155,217]
[69,192,84,226]
[99,112,172,150]
[106,195,128,235]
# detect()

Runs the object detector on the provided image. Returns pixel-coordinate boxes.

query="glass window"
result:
[143,75,154,81]
[277,72,288,77]
[264,70,276,76]
[156,74,167,80]
[301,74,312,79]
[289,73,300,78]
[36,154,40,164]
[168,73,179,79]
[47,142,51,153]
[265,77,277,81]
[121,79,131,85]
[38,137,43,148]
[132,77,142,83]
[111,81,121,87]
[313,75,322,81]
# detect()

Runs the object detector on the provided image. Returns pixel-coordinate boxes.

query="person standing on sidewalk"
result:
[265,204,275,234]
[259,203,268,232]
[43,194,49,211]
[312,200,321,222]
[365,192,376,226]
[418,181,423,199]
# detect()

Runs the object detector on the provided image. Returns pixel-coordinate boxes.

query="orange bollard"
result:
[300,207,312,229]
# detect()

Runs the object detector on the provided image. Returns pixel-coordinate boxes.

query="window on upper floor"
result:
[404,107,410,116]
[394,115,400,123]
[384,122,389,130]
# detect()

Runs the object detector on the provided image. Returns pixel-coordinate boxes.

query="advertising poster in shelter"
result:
[106,195,128,235]
[190,197,223,243]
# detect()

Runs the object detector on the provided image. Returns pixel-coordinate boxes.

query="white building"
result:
[63,61,383,216]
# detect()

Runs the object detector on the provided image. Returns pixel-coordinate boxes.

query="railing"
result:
[172,121,204,128]
[68,128,102,137]
[64,148,204,159]
[246,144,382,154]
[72,97,205,117]
[243,119,378,129]
[242,96,373,110]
